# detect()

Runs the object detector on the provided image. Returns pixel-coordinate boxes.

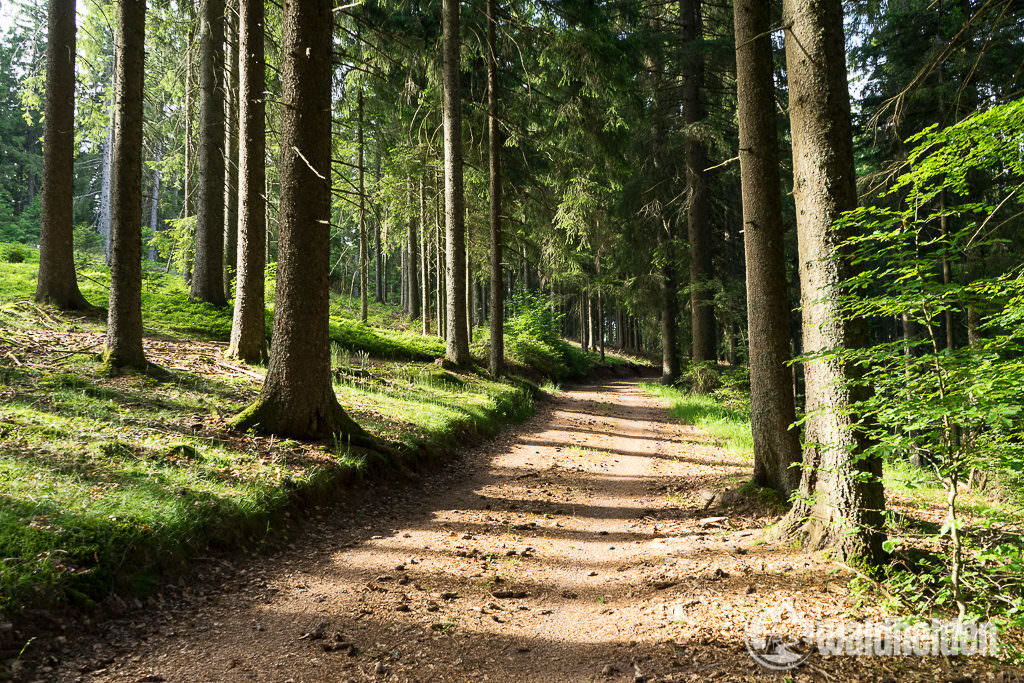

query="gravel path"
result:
[41,378,1006,682]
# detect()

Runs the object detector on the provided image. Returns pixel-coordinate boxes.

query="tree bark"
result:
[191,0,227,305]
[358,88,368,324]
[420,174,429,334]
[223,0,239,300]
[646,22,680,384]
[442,0,471,365]
[231,0,370,444]
[373,144,383,303]
[104,0,147,370]
[681,0,715,365]
[148,146,161,261]
[780,0,885,563]
[408,180,420,320]
[36,0,91,310]
[734,0,801,496]
[435,183,445,339]
[226,0,266,363]
[488,0,504,375]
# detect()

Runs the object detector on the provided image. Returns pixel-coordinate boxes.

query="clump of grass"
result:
[640,382,753,459]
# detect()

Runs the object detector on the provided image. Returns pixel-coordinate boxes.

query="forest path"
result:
[52,378,944,681]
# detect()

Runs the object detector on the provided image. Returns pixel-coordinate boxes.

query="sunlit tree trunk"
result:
[442,0,470,364]
[780,0,885,563]
[223,0,239,300]
[358,88,368,324]
[734,0,801,496]
[191,0,227,305]
[36,0,91,310]
[104,0,147,370]
[226,0,267,363]
[488,0,504,375]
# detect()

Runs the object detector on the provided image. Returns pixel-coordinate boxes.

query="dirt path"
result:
[41,379,998,682]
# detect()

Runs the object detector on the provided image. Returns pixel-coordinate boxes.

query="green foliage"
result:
[153,215,196,274]
[505,291,591,380]
[73,224,103,254]
[826,97,1024,642]
[1,242,28,263]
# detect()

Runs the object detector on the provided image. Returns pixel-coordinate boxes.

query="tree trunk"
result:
[374,144,383,303]
[442,0,471,365]
[183,21,195,220]
[466,256,473,345]
[780,0,885,564]
[223,0,239,300]
[408,180,420,320]
[488,0,504,375]
[231,0,370,444]
[681,0,715,364]
[148,146,161,261]
[420,174,429,334]
[226,0,266,363]
[98,95,114,264]
[436,186,445,339]
[358,88,368,323]
[734,0,801,496]
[103,0,147,370]
[191,0,227,305]
[36,0,91,310]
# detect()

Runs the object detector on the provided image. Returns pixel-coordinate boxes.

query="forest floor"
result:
[25,378,1013,682]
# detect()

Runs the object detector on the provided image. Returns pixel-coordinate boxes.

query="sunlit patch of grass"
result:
[539,380,561,394]
[640,382,753,459]
[0,350,536,611]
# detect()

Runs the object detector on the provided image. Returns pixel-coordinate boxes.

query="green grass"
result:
[0,252,234,340]
[0,247,635,615]
[0,350,534,613]
[640,382,754,459]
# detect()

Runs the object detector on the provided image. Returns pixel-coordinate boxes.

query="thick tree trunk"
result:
[442,0,471,365]
[734,0,801,496]
[231,0,370,444]
[488,0,504,375]
[191,0,227,305]
[226,0,267,363]
[780,0,885,563]
[358,88,368,324]
[104,0,147,370]
[36,0,91,310]
[681,0,715,365]
[223,1,239,300]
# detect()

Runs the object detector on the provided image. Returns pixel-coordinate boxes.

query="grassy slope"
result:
[0,251,621,615]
